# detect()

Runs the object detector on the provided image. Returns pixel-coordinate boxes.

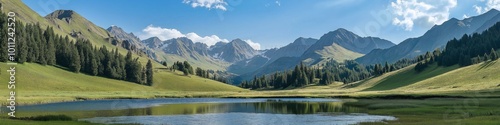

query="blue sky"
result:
[23,0,500,50]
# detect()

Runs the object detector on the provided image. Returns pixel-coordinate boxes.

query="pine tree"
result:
[384,62,390,73]
[16,21,28,63]
[320,72,330,85]
[490,48,498,60]
[484,53,490,61]
[44,26,56,65]
[0,12,8,62]
[69,44,81,73]
[141,66,147,85]
[146,60,154,86]
[90,52,98,76]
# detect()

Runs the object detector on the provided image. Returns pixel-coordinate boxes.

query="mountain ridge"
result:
[357,9,500,65]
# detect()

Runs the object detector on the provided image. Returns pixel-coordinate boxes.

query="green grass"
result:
[363,63,460,91]
[0,62,245,105]
[344,98,500,125]
[153,69,244,91]
[316,43,364,62]
[395,60,500,92]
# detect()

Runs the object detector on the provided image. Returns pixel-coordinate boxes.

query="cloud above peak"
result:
[390,0,457,31]
[243,39,261,50]
[473,0,500,14]
[182,0,228,11]
[138,25,229,46]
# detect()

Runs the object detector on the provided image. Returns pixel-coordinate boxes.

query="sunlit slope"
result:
[0,63,244,104]
[395,61,500,92]
[354,60,500,93]
[153,69,245,91]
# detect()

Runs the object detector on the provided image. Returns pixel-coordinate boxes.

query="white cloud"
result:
[276,1,281,6]
[185,33,229,46]
[139,25,185,40]
[182,0,228,11]
[463,14,469,19]
[473,0,500,14]
[244,39,261,50]
[138,25,229,46]
[390,0,457,31]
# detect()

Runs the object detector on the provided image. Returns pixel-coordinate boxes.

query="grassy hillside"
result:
[362,63,460,91]
[0,63,245,105]
[153,69,244,91]
[315,43,364,62]
[44,10,111,49]
[349,60,500,93]
[232,60,500,98]
[395,60,500,92]
[0,0,50,27]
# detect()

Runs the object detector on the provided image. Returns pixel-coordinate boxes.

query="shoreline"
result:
[7,92,500,106]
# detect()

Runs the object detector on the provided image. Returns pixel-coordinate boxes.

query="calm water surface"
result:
[18,98,396,125]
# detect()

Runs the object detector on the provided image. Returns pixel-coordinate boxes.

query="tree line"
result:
[240,55,416,89]
[0,12,153,86]
[195,67,230,84]
[240,58,415,89]
[415,22,500,71]
[162,61,230,83]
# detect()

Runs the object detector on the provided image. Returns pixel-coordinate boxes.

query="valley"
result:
[1,0,500,124]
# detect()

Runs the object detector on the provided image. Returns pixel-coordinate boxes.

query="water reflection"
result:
[148,101,364,115]
[77,100,394,125]
[16,98,397,125]
[18,99,362,118]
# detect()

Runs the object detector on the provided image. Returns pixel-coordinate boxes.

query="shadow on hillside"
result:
[477,60,497,71]
[361,64,459,91]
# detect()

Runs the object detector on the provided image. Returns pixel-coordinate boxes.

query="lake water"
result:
[18,98,397,125]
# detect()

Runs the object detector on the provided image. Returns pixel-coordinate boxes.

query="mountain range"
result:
[105,25,397,82]
[231,28,395,82]
[357,9,500,65]
[5,0,500,85]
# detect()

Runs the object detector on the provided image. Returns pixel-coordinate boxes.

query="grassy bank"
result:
[346,98,500,125]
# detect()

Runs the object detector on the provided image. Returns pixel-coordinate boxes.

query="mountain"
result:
[45,10,111,46]
[357,9,500,65]
[268,37,318,59]
[320,28,395,54]
[227,37,317,75]
[208,39,257,62]
[142,37,163,48]
[106,26,142,44]
[162,37,202,59]
[299,28,379,65]
[106,25,145,51]
[139,37,229,70]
